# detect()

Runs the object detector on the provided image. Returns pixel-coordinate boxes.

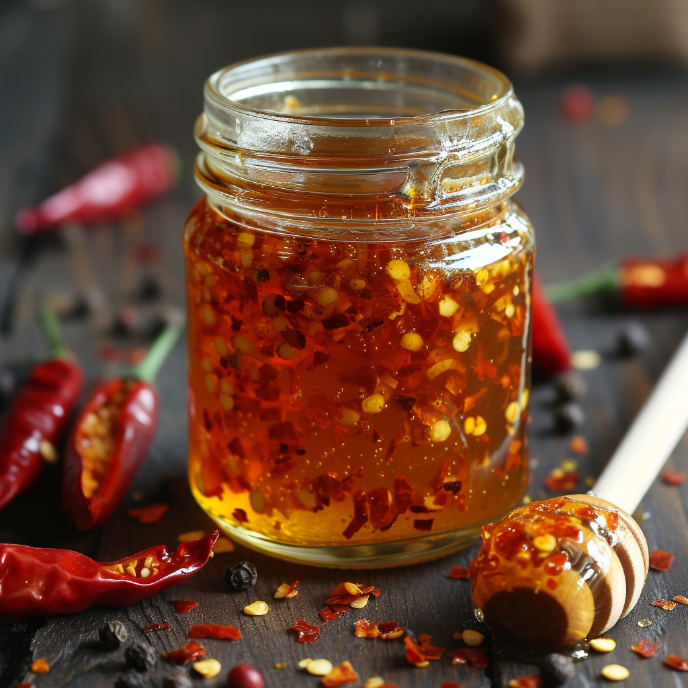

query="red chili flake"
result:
[404,636,426,664]
[127,503,169,524]
[354,620,380,639]
[569,435,589,454]
[441,684,462,688]
[322,660,359,687]
[449,566,469,579]
[632,639,660,658]
[447,648,488,668]
[319,607,345,622]
[393,475,414,515]
[343,491,368,539]
[418,634,445,658]
[651,599,677,611]
[30,658,49,673]
[142,622,170,633]
[188,624,241,640]
[664,655,688,671]
[292,619,320,644]
[649,549,675,571]
[379,621,406,640]
[232,508,248,523]
[413,519,433,532]
[544,471,579,492]
[162,641,206,665]
[508,677,544,688]
[673,595,688,605]
[661,470,686,486]
[171,600,198,614]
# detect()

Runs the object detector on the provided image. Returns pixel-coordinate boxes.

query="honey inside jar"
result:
[185,49,535,566]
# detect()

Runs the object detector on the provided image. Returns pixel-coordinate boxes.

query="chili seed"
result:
[39,440,58,463]
[415,660,430,668]
[438,296,459,317]
[453,330,472,352]
[316,286,339,306]
[533,534,557,553]
[163,670,193,688]
[473,416,487,436]
[364,679,385,688]
[125,641,157,671]
[616,322,650,356]
[236,232,255,248]
[637,619,652,627]
[226,561,258,591]
[386,259,410,281]
[361,394,385,414]
[571,349,601,370]
[307,659,333,676]
[430,420,451,443]
[116,672,149,688]
[193,658,222,678]
[243,601,269,616]
[601,665,629,682]
[298,659,313,669]
[400,332,424,351]
[590,638,616,653]
[553,403,585,433]
[462,630,485,647]
[350,595,369,609]
[349,278,366,291]
[540,653,575,688]
[227,663,265,688]
[99,620,128,650]
[505,401,520,424]
[554,371,587,402]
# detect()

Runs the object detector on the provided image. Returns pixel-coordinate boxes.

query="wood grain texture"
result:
[1,2,688,687]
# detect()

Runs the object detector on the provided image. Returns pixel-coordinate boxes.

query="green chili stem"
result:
[38,307,69,359]
[545,264,620,304]
[129,325,183,383]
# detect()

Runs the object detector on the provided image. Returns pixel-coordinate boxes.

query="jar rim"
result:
[205,46,513,128]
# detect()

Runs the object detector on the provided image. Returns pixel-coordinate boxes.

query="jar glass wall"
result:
[184,48,534,567]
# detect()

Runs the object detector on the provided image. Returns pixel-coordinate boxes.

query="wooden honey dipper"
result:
[470,331,688,648]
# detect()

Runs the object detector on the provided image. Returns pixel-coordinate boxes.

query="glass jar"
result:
[184,48,534,567]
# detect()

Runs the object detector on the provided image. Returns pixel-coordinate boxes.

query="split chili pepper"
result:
[531,274,571,376]
[0,530,218,617]
[15,143,179,234]
[61,325,181,530]
[546,250,688,309]
[0,309,83,512]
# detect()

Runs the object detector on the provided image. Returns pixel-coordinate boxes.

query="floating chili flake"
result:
[673,595,688,605]
[413,519,433,532]
[233,508,248,523]
[508,677,543,688]
[172,600,198,614]
[30,658,49,673]
[188,624,241,640]
[274,581,299,599]
[661,470,686,486]
[322,660,359,687]
[649,549,675,571]
[569,435,589,454]
[127,503,169,524]
[354,620,380,638]
[632,639,660,658]
[449,566,469,579]
[664,655,688,671]
[162,641,206,665]
[343,491,368,539]
[292,619,320,644]
[447,647,488,668]
[142,622,170,633]
[651,599,677,611]
[379,621,406,640]
[543,471,579,492]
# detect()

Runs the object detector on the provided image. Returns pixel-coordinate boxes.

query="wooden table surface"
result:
[2,2,688,687]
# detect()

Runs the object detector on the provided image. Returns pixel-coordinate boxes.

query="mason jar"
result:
[183,48,534,567]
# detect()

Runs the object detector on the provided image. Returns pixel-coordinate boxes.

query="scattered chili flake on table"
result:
[30,659,49,673]
[673,595,688,605]
[543,469,579,492]
[379,621,406,640]
[449,566,469,579]
[354,620,380,639]
[127,503,169,524]
[212,537,235,553]
[274,581,299,599]
[649,549,675,571]
[292,619,320,643]
[447,647,488,668]
[664,655,688,671]
[178,530,206,543]
[508,676,543,688]
[188,624,241,641]
[142,622,170,633]
[320,582,380,621]
[631,640,660,658]
[322,661,359,687]
[440,683,462,688]
[569,435,589,454]
[162,641,206,666]
[661,470,686,486]
[171,600,198,614]
[651,599,677,611]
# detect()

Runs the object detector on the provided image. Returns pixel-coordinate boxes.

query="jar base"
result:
[206,514,482,569]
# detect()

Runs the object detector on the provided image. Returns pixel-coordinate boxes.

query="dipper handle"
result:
[594,330,688,514]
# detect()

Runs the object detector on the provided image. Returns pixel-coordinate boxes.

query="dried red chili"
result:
[15,143,178,233]
[142,622,170,633]
[404,636,426,664]
[632,639,660,658]
[661,470,686,486]
[162,641,206,665]
[379,621,406,640]
[651,599,676,611]
[673,595,688,605]
[30,658,49,673]
[0,310,83,513]
[62,326,181,530]
[0,531,217,617]
[449,566,469,579]
[531,275,571,376]
[128,503,169,524]
[292,619,319,643]
[188,624,241,640]
[172,600,198,614]
[447,647,488,668]
[354,620,380,638]
[664,655,688,671]
[417,634,445,659]
[649,549,675,571]
[322,661,359,687]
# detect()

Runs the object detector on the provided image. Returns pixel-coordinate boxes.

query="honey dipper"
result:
[470,331,688,648]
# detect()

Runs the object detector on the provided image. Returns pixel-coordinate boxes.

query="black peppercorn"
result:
[99,620,128,650]
[553,403,585,433]
[554,371,587,402]
[116,671,151,688]
[616,322,650,357]
[540,653,576,687]
[225,561,258,591]
[125,641,156,672]
[163,670,192,688]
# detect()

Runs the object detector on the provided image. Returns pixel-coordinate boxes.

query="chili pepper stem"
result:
[545,264,620,304]
[38,307,70,359]
[128,325,183,383]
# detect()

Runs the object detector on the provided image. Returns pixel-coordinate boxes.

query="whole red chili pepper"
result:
[531,274,571,376]
[546,250,688,309]
[0,310,83,512]
[62,325,182,530]
[14,143,179,234]
[0,531,218,617]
